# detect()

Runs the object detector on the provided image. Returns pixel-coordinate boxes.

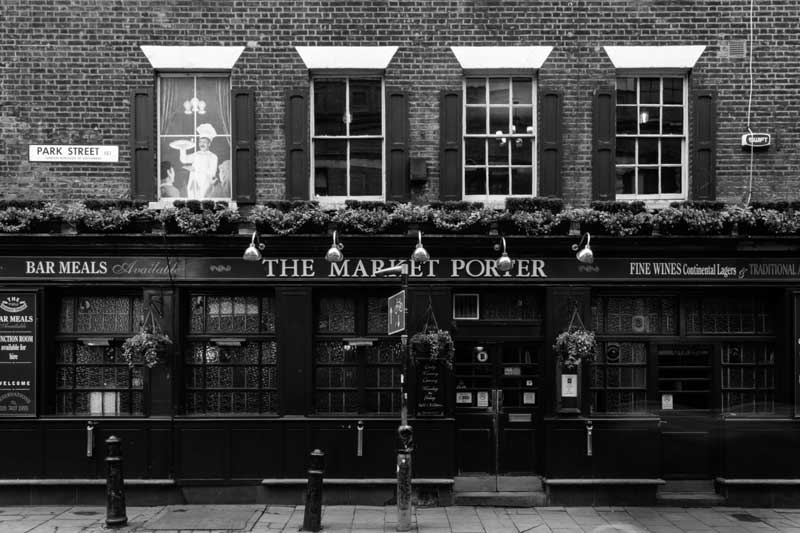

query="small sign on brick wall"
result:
[29,145,119,163]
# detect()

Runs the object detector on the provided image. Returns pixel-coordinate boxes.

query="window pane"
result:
[465,168,486,195]
[349,139,382,196]
[511,168,533,195]
[465,138,485,165]
[638,139,658,164]
[195,77,230,136]
[489,107,509,135]
[616,138,635,165]
[661,167,681,194]
[314,79,346,136]
[466,78,486,104]
[489,78,509,104]
[349,79,381,135]
[662,139,682,164]
[466,107,486,134]
[616,107,637,134]
[662,107,684,134]
[511,138,532,165]
[616,168,635,195]
[616,78,636,105]
[317,297,355,333]
[160,77,195,135]
[639,107,660,134]
[512,78,532,105]
[488,137,508,164]
[638,168,659,194]
[489,168,509,195]
[663,78,683,104]
[512,106,532,135]
[640,78,660,104]
[314,139,347,196]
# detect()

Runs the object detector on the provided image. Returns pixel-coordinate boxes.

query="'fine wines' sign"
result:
[0,292,36,416]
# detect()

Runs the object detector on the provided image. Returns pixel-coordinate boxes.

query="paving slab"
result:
[144,505,263,530]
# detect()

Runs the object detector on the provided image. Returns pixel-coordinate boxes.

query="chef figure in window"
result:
[177,123,218,199]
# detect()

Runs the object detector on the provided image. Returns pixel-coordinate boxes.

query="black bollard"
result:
[301,449,325,532]
[105,435,128,528]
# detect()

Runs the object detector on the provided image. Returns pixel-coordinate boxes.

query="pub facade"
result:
[2,0,800,507]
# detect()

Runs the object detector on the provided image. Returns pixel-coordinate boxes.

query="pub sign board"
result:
[0,292,37,416]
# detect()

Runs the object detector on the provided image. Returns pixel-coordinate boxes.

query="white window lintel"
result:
[295,46,398,70]
[140,45,245,70]
[603,45,706,71]
[450,46,553,70]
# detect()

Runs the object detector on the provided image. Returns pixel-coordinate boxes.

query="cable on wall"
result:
[744,0,755,205]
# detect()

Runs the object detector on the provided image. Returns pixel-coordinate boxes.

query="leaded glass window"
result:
[185,294,277,415]
[686,296,773,334]
[591,342,648,414]
[453,290,542,322]
[721,343,775,414]
[56,296,144,415]
[592,295,677,335]
[314,293,401,415]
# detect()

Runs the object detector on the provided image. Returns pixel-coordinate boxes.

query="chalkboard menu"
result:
[416,360,446,417]
[0,292,37,416]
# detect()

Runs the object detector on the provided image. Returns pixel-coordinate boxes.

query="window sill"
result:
[148,200,239,210]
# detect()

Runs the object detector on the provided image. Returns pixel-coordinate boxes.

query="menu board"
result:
[0,292,37,416]
[416,360,446,417]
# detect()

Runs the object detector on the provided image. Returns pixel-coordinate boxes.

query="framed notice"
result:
[0,292,37,416]
[561,374,578,398]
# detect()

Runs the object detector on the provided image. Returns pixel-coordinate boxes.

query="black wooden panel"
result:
[544,425,592,478]
[539,89,562,197]
[149,428,172,478]
[594,427,660,478]
[723,424,800,478]
[386,88,409,202]
[231,88,256,204]
[284,427,308,478]
[592,86,616,201]
[0,428,41,477]
[130,87,156,201]
[359,425,396,478]
[692,90,716,200]
[312,427,360,478]
[662,431,710,479]
[413,423,455,478]
[439,90,462,201]
[231,428,282,479]
[285,88,309,201]
[456,427,492,474]
[97,427,148,478]
[177,428,228,479]
[500,427,535,473]
[43,428,91,478]
[277,288,312,415]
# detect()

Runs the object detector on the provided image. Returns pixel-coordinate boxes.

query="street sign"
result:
[387,290,405,335]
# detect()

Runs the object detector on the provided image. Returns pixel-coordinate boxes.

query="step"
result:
[656,492,726,507]
[660,479,715,493]
[454,476,543,492]
[453,491,548,507]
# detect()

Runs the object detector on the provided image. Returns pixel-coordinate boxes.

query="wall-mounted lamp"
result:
[325,230,344,263]
[571,232,594,264]
[411,230,430,263]
[493,237,514,273]
[243,232,265,262]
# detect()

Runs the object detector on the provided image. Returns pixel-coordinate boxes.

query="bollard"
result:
[302,449,324,532]
[396,424,414,532]
[105,435,127,528]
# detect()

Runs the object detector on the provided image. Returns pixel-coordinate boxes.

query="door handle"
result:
[86,421,95,458]
[586,420,593,457]
[356,420,364,457]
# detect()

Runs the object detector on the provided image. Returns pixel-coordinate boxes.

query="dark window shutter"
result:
[285,87,309,201]
[386,88,409,202]
[232,88,256,204]
[439,90,462,201]
[130,87,155,201]
[692,90,716,200]
[592,86,616,201]
[539,89,563,197]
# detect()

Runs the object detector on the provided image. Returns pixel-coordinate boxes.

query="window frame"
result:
[614,74,689,203]
[155,72,233,204]
[310,76,386,204]
[462,75,538,204]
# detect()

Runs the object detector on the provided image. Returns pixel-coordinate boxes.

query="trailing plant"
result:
[121,305,172,368]
[410,329,455,368]
[506,197,564,213]
[553,308,596,370]
[64,201,153,233]
[331,205,392,234]
[159,201,239,235]
[248,203,329,235]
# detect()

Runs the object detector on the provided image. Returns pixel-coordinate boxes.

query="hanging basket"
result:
[121,303,172,368]
[410,296,455,368]
[553,307,596,370]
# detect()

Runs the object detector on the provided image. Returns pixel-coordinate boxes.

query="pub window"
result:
[453,290,542,322]
[591,342,648,414]
[721,343,775,414]
[184,294,277,415]
[464,76,536,201]
[312,77,384,200]
[158,74,232,201]
[314,293,401,415]
[592,295,678,335]
[55,295,145,416]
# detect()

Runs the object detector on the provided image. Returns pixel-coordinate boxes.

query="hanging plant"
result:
[553,307,596,370]
[410,329,455,368]
[121,304,172,368]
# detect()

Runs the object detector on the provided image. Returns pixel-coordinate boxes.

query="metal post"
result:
[396,268,413,532]
[105,435,127,528]
[302,449,325,532]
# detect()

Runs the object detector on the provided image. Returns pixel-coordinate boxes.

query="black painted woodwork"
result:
[539,89,563,198]
[232,88,257,204]
[130,87,156,201]
[285,87,309,200]
[692,89,717,200]
[439,90,462,201]
[592,86,616,201]
[386,88,409,202]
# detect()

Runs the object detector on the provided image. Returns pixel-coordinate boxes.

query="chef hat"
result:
[196,123,217,141]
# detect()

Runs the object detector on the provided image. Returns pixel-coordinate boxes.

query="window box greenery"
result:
[158,200,240,235]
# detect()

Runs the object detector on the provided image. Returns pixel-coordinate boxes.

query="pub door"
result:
[656,343,715,479]
[453,341,541,487]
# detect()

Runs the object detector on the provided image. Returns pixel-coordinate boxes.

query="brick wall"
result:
[2,0,798,205]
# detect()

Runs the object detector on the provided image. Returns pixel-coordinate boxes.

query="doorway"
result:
[453,341,541,488]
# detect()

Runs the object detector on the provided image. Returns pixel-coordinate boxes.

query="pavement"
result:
[1,505,800,532]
